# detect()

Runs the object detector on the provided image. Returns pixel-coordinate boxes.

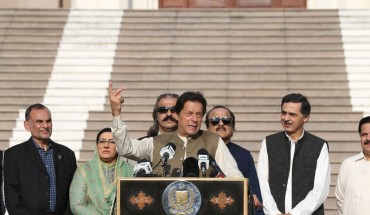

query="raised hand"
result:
[108,81,125,117]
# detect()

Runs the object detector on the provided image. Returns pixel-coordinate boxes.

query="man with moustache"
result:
[139,93,179,139]
[126,93,178,165]
[205,105,264,214]
[109,82,243,177]
[3,103,77,215]
[335,116,370,215]
[257,93,330,215]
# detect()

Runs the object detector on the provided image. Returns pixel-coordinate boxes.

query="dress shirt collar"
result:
[176,130,204,147]
[284,129,305,144]
[177,133,188,147]
[31,138,52,151]
[354,151,370,162]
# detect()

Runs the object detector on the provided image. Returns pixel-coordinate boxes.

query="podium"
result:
[117,178,248,215]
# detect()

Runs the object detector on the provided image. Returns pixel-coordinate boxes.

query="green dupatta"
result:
[70,150,133,215]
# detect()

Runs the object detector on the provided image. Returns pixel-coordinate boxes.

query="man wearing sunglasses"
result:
[108,82,243,178]
[257,93,330,215]
[205,105,264,215]
[140,93,179,139]
[122,93,179,166]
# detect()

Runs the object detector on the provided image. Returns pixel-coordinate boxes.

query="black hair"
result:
[25,103,49,120]
[358,116,370,134]
[205,105,236,129]
[147,93,179,137]
[175,91,207,116]
[96,128,112,144]
[281,93,311,117]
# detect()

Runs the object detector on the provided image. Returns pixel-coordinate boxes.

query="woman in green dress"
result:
[70,128,133,214]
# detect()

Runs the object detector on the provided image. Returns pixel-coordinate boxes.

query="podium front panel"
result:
[117,178,247,215]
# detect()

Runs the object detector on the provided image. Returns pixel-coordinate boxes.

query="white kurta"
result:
[335,152,370,215]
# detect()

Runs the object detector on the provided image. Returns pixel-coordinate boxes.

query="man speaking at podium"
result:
[108,82,243,178]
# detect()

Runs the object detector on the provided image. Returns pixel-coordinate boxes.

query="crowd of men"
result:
[0,84,368,215]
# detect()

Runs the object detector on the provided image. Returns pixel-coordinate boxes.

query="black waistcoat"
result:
[266,131,327,215]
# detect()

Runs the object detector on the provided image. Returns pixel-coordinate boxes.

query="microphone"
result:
[182,157,199,177]
[209,155,226,178]
[133,159,153,177]
[197,148,209,177]
[159,142,176,166]
[159,142,176,177]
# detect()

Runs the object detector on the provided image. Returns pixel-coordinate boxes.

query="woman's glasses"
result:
[98,139,116,144]
[209,117,233,126]
[157,106,176,114]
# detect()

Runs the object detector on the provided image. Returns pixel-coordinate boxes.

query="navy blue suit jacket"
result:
[227,142,264,215]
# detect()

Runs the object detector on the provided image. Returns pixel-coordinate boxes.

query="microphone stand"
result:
[161,153,170,177]
[201,164,206,177]
[152,159,162,171]
[152,158,169,177]
[162,161,169,177]
[151,159,166,177]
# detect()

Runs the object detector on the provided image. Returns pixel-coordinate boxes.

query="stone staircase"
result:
[0,9,67,149]
[1,9,370,214]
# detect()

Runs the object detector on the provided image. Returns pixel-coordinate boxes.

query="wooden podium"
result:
[117,178,248,215]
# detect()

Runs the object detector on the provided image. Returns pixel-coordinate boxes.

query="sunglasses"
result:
[157,106,176,114]
[209,117,233,126]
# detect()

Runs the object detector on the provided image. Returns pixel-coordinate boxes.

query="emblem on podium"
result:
[162,180,201,215]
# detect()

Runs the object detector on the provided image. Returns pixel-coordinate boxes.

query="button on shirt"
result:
[33,141,57,213]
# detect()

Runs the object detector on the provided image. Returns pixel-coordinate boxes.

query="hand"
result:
[253,194,262,210]
[108,81,125,117]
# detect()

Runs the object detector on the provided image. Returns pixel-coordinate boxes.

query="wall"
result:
[70,0,159,9]
[0,0,159,9]
[1,0,370,10]
[0,0,59,8]
[308,0,370,9]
